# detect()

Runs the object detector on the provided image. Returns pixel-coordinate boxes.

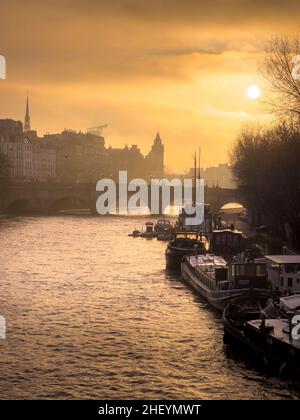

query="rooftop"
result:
[265,255,300,264]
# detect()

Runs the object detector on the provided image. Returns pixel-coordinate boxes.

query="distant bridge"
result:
[0,182,244,215]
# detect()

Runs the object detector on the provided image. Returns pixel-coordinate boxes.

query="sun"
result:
[247,85,261,100]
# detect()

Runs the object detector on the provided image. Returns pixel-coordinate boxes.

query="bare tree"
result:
[230,120,300,248]
[260,35,300,119]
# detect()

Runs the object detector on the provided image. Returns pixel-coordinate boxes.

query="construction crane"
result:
[86,124,108,136]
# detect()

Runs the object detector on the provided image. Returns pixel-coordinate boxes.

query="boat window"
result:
[280,277,284,287]
[256,265,266,276]
[285,264,295,273]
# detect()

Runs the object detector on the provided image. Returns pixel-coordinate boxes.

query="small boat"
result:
[157,229,174,241]
[165,231,208,271]
[128,229,141,238]
[223,296,300,375]
[155,218,174,241]
[141,222,156,238]
[154,218,173,233]
[181,257,270,311]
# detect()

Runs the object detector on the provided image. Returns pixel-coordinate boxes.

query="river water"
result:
[0,215,300,399]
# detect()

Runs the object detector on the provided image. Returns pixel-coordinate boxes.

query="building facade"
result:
[0,139,56,181]
[0,99,56,182]
[43,130,165,183]
[0,98,165,184]
[43,130,107,183]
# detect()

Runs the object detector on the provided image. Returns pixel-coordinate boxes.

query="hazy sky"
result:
[1,0,300,171]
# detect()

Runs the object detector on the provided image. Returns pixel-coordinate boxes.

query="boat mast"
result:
[198,146,201,180]
[193,151,197,205]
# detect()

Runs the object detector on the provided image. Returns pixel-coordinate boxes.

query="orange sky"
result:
[1,0,300,171]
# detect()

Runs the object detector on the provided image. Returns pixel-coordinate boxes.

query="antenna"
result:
[198,145,201,179]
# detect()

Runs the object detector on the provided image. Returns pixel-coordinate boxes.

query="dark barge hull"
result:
[223,307,300,376]
[165,248,194,271]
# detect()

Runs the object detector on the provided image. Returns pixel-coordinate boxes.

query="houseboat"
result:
[181,255,270,311]
[223,301,300,375]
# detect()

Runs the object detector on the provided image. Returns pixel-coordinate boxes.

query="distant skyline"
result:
[1,0,300,171]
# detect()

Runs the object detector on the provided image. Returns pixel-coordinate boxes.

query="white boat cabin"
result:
[255,255,300,293]
[186,254,229,290]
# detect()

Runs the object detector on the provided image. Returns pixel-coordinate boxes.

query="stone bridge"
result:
[0,182,245,215]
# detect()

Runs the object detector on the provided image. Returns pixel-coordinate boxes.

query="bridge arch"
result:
[7,198,33,214]
[219,202,246,212]
[48,195,90,214]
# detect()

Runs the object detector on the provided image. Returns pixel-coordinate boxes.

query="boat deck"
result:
[188,254,227,268]
[247,319,300,349]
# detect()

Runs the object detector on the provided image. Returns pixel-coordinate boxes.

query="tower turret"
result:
[145,132,164,179]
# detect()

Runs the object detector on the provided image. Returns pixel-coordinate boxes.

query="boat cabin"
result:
[256,255,300,293]
[172,231,209,250]
[141,222,156,238]
[229,263,269,289]
[145,222,154,233]
[211,229,243,256]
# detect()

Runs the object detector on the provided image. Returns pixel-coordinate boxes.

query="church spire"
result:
[154,132,163,147]
[24,96,31,131]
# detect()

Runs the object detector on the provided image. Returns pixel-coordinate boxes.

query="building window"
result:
[288,278,293,288]
[280,277,284,287]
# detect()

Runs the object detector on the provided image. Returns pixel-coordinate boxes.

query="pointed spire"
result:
[24,96,31,131]
[154,132,162,146]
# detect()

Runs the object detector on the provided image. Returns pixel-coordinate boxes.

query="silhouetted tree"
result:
[230,121,300,248]
[260,35,300,119]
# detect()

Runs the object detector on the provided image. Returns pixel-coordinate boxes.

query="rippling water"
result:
[1,215,300,399]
